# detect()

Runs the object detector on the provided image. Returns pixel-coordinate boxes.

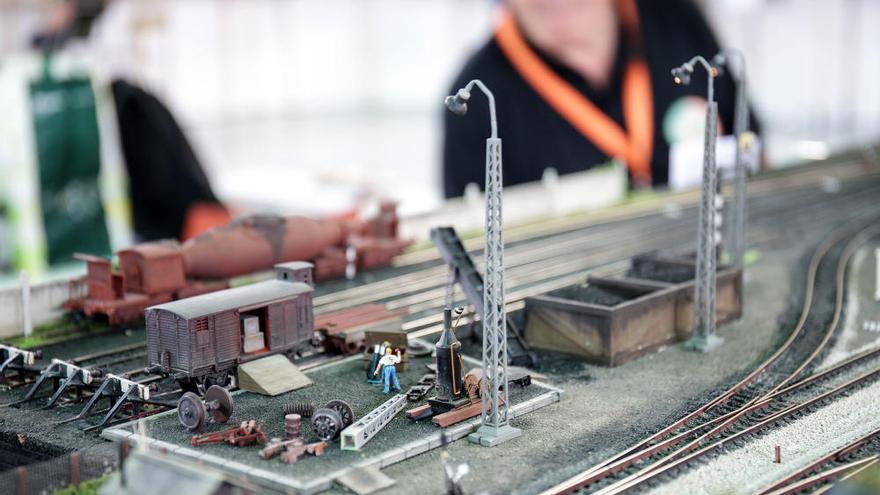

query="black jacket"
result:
[443,0,759,198]
[112,80,220,241]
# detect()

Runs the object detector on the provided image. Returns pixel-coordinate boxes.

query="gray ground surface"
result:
[0,327,146,464]
[341,249,797,495]
[647,240,880,495]
[119,353,549,481]
[3,159,879,494]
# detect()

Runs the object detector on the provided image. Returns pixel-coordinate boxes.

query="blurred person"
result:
[443,0,759,198]
[0,0,227,275]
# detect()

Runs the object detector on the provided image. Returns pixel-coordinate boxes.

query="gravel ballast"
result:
[647,380,880,495]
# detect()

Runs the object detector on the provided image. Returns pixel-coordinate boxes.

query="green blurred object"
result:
[29,54,110,265]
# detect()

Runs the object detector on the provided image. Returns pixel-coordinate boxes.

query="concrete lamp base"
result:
[685,333,724,353]
[468,424,522,447]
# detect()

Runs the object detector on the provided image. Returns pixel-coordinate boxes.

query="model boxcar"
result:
[145,261,315,392]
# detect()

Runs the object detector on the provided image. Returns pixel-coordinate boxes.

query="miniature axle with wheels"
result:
[177,385,234,431]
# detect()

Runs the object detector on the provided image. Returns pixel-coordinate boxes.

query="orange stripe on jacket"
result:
[494,1,654,186]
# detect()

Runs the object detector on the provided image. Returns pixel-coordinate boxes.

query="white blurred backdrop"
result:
[2,0,879,214]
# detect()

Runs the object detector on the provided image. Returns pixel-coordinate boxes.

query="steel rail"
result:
[557,343,880,494]
[406,194,880,342]
[599,365,880,494]
[389,158,871,268]
[768,458,878,495]
[755,428,880,495]
[541,217,880,495]
[326,178,876,338]
[584,222,880,494]
[316,164,877,307]
[70,343,146,366]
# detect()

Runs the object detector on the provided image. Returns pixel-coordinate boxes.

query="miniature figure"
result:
[367,341,390,384]
[374,346,402,394]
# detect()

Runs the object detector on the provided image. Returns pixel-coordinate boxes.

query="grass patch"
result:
[52,475,109,495]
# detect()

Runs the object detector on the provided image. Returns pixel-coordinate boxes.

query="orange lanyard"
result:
[494,0,655,186]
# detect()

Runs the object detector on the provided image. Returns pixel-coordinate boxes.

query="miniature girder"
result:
[340,393,406,451]
[691,101,721,351]
[477,136,517,437]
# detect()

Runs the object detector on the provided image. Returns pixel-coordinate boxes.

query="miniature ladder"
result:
[430,227,536,367]
[340,393,407,451]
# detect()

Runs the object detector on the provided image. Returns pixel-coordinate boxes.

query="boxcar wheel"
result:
[311,408,343,441]
[204,385,234,424]
[178,392,206,431]
[324,400,354,427]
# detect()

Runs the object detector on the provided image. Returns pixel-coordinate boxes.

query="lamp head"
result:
[671,65,693,86]
[444,88,471,115]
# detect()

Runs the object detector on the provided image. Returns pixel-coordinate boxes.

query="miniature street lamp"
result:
[672,56,724,352]
[445,80,521,446]
[713,50,753,268]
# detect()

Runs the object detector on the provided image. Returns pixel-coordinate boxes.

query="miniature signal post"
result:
[672,57,724,352]
[445,79,521,446]
[713,50,751,268]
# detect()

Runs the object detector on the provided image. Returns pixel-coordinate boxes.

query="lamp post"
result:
[713,50,752,269]
[673,57,724,352]
[445,80,521,447]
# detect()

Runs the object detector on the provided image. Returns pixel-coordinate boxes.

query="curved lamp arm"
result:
[445,79,498,138]
[713,49,746,84]
[672,55,717,104]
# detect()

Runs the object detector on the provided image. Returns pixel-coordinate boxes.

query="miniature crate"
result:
[524,255,743,367]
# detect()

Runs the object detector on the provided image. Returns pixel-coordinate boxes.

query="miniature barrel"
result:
[285,414,302,440]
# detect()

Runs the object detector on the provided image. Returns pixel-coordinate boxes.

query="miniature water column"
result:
[445,80,521,446]
[672,57,724,352]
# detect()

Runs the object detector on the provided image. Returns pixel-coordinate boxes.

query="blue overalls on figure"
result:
[374,347,402,394]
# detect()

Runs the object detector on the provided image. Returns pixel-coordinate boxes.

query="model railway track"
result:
[315,164,877,311]
[1,158,877,438]
[388,157,872,269]
[397,182,880,341]
[754,428,880,495]
[319,170,880,322]
[607,360,880,494]
[541,217,880,495]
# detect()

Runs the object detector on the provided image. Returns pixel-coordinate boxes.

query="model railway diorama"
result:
[2,53,880,495]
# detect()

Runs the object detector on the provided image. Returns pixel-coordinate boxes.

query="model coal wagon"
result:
[145,261,316,394]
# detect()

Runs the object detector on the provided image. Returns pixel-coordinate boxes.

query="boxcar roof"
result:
[147,279,312,320]
[118,241,181,260]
